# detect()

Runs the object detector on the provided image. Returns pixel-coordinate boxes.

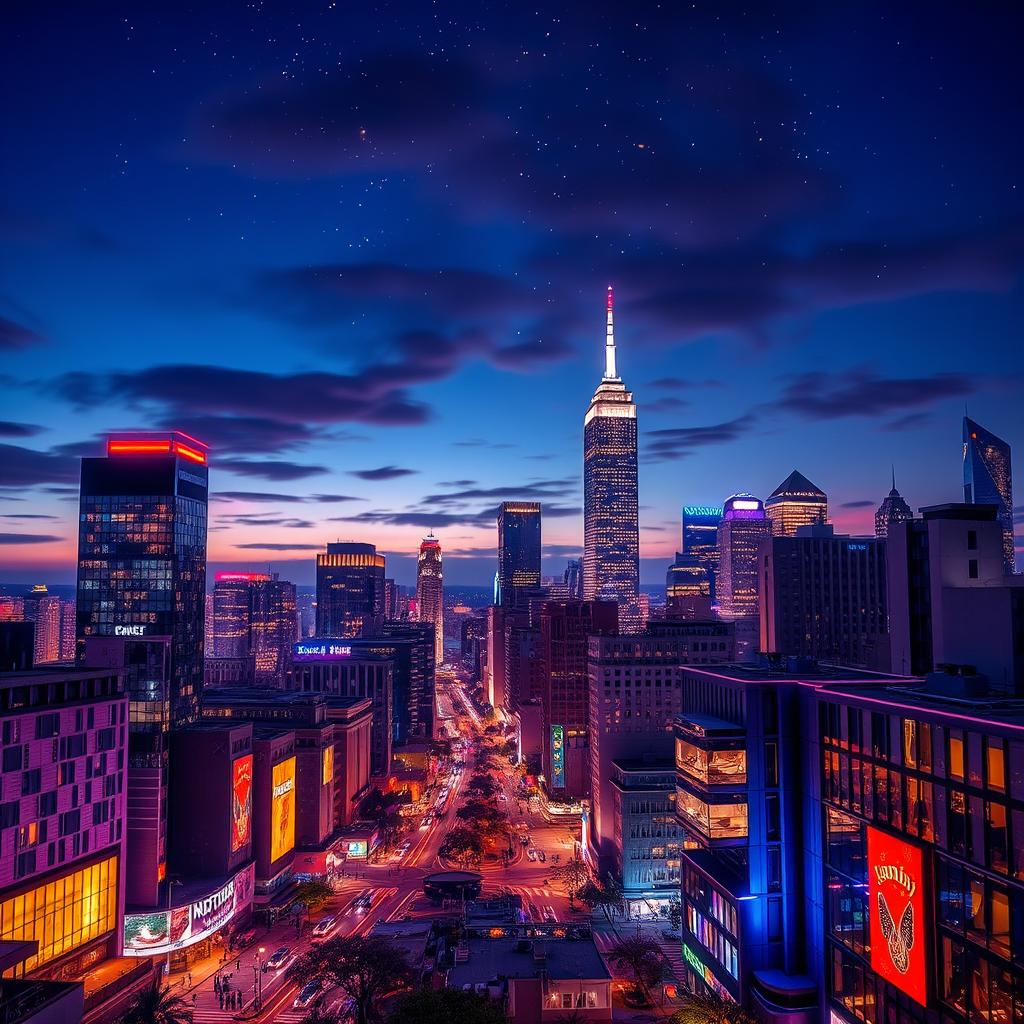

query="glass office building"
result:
[416,534,444,664]
[497,502,542,607]
[583,288,640,632]
[315,542,386,638]
[76,432,208,726]
[963,416,1015,574]
[765,470,828,537]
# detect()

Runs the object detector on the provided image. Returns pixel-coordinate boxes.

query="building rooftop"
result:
[447,935,610,988]
[680,660,918,686]
[767,469,825,499]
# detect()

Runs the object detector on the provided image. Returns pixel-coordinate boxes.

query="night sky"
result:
[2,2,1022,586]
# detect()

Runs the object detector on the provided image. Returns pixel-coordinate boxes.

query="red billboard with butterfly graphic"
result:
[867,826,928,1005]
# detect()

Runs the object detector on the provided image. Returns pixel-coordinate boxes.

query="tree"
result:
[288,934,414,1024]
[122,980,194,1024]
[601,873,625,919]
[576,879,617,920]
[439,825,485,865]
[671,992,758,1024]
[606,935,665,998]
[551,852,590,909]
[388,988,509,1024]
[667,899,682,934]
[293,879,335,916]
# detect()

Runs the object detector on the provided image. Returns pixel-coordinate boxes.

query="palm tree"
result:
[122,980,194,1024]
[671,991,758,1024]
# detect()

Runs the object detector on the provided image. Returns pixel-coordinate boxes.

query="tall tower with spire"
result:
[874,468,912,538]
[583,286,641,632]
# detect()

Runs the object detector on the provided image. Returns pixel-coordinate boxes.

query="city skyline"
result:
[2,5,1023,587]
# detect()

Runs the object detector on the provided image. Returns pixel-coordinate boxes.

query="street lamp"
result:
[255,946,266,1010]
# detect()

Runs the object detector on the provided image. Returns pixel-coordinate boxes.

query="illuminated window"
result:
[0,855,118,973]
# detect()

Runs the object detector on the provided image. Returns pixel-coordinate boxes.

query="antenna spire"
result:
[891,464,896,492]
[604,285,618,379]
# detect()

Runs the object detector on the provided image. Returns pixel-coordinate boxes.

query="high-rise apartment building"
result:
[59,599,75,661]
[416,533,444,664]
[682,505,723,597]
[963,416,1015,573]
[76,432,209,726]
[874,469,912,538]
[665,554,713,619]
[497,502,542,607]
[252,577,298,684]
[32,594,61,665]
[764,470,827,537]
[759,524,889,669]
[583,288,640,632]
[716,494,772,660]
[315,542,386,637]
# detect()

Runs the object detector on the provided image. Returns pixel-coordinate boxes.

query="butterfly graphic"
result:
[877,891,914,973]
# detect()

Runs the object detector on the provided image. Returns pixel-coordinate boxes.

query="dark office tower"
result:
[564,559,583,600]
[539,599,618,799]
[874,468,912,538]
[213,571,268,658]
[315,542,386,637]
[497,502,542,607]
[963,416,1015,573]
[416,533,444,664]
[681,506,723,597]
[583,287,641,632]
[764,470,827,537]
[77,432,209,725]
[252,577,298,684]
[716,494,771,660]
[665,554,712,620]
[760,525,889,669]
[383,578,400,620]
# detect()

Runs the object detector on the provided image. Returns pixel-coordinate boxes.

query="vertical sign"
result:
[551,725,565,788]
[322,745,334,787]
[867,825,928,1004]
[231,755,252,852]
[271,756,296,863]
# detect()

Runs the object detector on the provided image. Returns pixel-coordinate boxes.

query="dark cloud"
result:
[0,421,44,438]
[0,444,78,488]
[773,370,973,421]
[212,491,308,504]
[882,412,933,432]
[646,396,690,413]
[218,458,328,482]
[219,515,315,529]
[0,316,44,350]
[310,494,363,503]
[648,377,722,391]
[452,440,515,450]
[155,415,322,456]
[234,542,322,551]
[333,501,579,530]
[0,513,59,520]
[0,533,62,544]
[645,416,757,461]
[841,500,875,509]
[421,479,575,505]
[349,466,418,481]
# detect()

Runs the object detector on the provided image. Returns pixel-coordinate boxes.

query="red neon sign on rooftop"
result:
[107,432,209,465]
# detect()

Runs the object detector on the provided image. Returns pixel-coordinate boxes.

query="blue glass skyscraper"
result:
[963,416,1015,573]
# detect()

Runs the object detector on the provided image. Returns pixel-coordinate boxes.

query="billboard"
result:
[271,756,297,863]
[231,755,253,853]
[867,826,928,1005]
[294,641,352,661]
[322,745,334,787]
[550,725,565,788]
[123,863,255,957]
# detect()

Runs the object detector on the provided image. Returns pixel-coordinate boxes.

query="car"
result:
[419,815,433,831]
[294,980,322,1008]
[265,947,291,970]
[353,890,376,911]
[543,908,557,923]
[520,836,530,846]
[527,849,538,862]
[538,850,546,863]
[498,794,507,801]
[311,915,338,941]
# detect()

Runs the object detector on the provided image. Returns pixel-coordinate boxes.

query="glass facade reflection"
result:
[963,416,1015,573]
[764,470,828,537]
[497,502,542,607]
[315,543,385,638]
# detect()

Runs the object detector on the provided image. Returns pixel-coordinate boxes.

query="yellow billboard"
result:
[322,745,334,787]
[271,756,296,863]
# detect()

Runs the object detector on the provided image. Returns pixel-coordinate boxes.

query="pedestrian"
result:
[236,956,241,970]
[214,976,220,995]
[219,993,224,1010]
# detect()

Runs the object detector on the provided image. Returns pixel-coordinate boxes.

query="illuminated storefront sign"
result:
[293,642,352,660]
[123,863,255,958]
[231,755,253,853]
[550,725,565,788]
[114,625,147,637]
[867,826,928,1005]
[345,840,368,858]
[271,756,297,863]
[683,506,723,517]
[322,745,334,787]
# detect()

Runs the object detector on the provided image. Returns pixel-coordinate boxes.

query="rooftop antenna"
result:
[604,285,618,380]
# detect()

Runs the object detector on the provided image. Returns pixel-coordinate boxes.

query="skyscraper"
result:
[252,576,298,684]
[213,571,269,658]
[76,431,209,725]
[874,469,912,538]
[33,593,62,664]
[681,505,723,594]
[583,287,640,632]
[564,559,583,600]
[764,470,827,537]
[963,416,1015,573]
[497,502,542,607]
[665,554,712,619]
[716,493,772,660]
[416,532,444,663]
[315,542,386,637]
